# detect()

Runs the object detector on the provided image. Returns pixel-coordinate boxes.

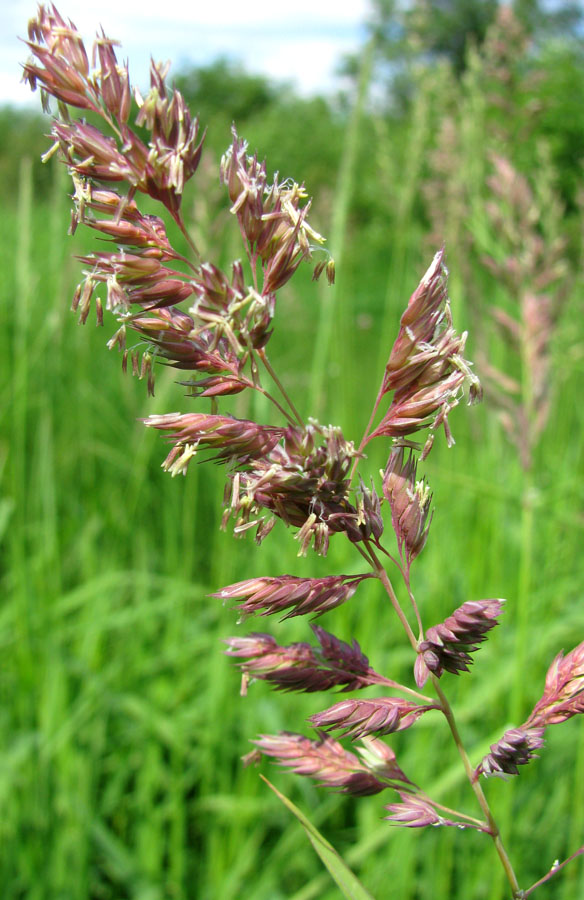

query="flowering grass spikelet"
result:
[369,250,481,450]
[224,625,387,693]
[309,696,437,740]
[213,573,372,620]
[253,732,391,796]
[382,444,433,572]
[415,599,504,687]
[386,792,487,831]
[475,727,546,780]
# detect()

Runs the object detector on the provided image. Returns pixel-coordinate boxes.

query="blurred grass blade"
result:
[260,776,375,900]
[308,35,375,419]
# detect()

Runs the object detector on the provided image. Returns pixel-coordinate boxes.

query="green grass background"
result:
[2,42,584,900]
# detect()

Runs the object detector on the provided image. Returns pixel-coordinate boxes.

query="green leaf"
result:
[260,775,375,900]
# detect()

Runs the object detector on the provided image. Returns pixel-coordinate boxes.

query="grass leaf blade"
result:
[260,775,375,900]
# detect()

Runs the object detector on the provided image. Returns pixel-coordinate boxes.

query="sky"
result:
[3,0,370,107]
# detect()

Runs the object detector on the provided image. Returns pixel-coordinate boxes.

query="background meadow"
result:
[1,2,584,897]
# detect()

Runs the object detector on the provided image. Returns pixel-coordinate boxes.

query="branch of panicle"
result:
[224,623,420,696]
[254,732,415,797]
[354,250,481,469]
[201,421,384,555]
[414,599,505,689]
[478,153,572,470]
[475,640,584,780]
[22,9,334,412]
[215,574,374,621]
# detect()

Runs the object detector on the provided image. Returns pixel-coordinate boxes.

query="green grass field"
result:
[1,89,584,900]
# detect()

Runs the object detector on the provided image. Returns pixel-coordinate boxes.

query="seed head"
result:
[382,445,432,572]
[356,478,384,543]
[224,623,382,693]
[386,792,487,830]
[143,412,284,475]
[309,696,436,740]
[23,7,205,222]
[214,573,372,621]
[23,6,93,111]
[220,127,329,291]
[525,640,584,728]
[254,732,409,796]
[475,727,545,779]
[386,792,443,828]
[415,599,505,687]
[129,307,241,376]
[221,421,367,555]
[370,251,481,451]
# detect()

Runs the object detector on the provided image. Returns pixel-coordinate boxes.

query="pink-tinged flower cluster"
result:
[224,624,385,692]
[309,696,437,740]
[479,154,571,470]
[369,250,481,451]
[125,308,244,380]
[76,248,195,314]
[221,128,332,295]
[385,792,487,831]
[187,259,280,356]
[254,732,411,796]
[23,7,204,222]
[415,599,505,687]
[23,6,97,111]
[355,479,384,543]
[134,61,206,210]
[143,413,284,474]
[475,727,546,780]
[216,421,375,554]
[382,445,432,573]
[525,641,584,728]
[70,182,178,255]
[475,641,584,779]
[23,10,315,402]
[214,574,372,620]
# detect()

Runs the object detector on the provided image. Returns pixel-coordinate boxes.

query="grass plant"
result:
[1,5,583,899]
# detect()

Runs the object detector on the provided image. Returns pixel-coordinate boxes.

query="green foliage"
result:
[365,0,583,75]
[263,777,375,900]
[0,107,51,203]
[536,40,584,207]
[174,59,345,204]
[174,58,278,128]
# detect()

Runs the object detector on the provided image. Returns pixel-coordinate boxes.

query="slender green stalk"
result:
[431,677,521,898]
[370,541,522,898]
[257,348,304,426]
[13,157,34,651]
[349,379,386,483]
[511,474,535,722]
[308,35,375,418]
[176,215,201,260]
[365,543,418,652]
